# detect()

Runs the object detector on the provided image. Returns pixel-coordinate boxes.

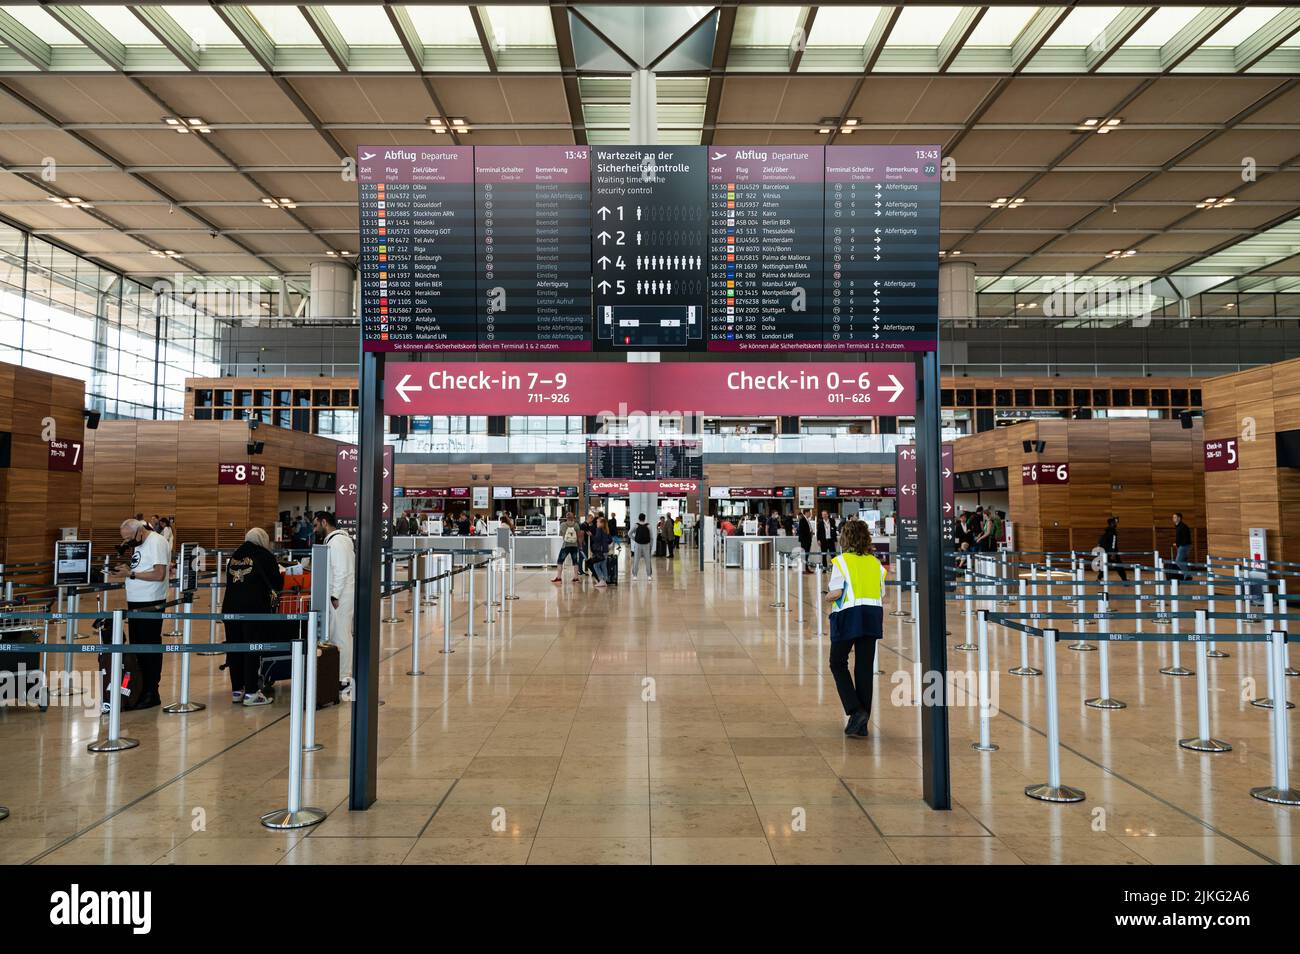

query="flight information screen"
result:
[357,145,940,353]
[591,148,707,351]
[475,146,591,352]
[358,147,477,351]
[586,441,657,480]
[824,145,941,351]
[657,439,703,479]
[707,147,823,351]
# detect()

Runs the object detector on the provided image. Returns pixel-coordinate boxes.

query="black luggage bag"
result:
[605,552,619,586]
[260,640,341,709]
[99,651,145,713]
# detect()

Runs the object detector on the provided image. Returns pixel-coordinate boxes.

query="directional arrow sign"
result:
[597,206,611,219]
[394,374,422,403]
[879,374,905,402]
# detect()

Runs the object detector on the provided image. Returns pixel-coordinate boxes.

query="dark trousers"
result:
[127,600,165,697]
[829,636,878,717]
[223,619,263,694]
[1096,556,1129,583]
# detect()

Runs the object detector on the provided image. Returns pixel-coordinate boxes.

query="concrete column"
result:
[310,261,354,319]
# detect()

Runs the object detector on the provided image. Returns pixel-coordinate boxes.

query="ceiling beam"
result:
[43,5,125,71]
[212,4,277,73]
[937,6,985,74]
[0,8,52,70]
[825,6,899,146]
[550,5,586,146]
[1085,7,1156,73]
[788,6,816,73]
[1235,8,1300,72]
[1010,6,1070,73]
[468,6,498,73]
[1161,6,1241,72]
[299,6,350,72]
[128,6,200,71]
[383,5,462,144]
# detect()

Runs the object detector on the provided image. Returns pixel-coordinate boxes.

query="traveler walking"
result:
[589,516,613,587]
[222,527,282,706]
[314,511,356,700]
[1095,516,1129,583]
[1172,512,1193,575]
[826,519,887,738]
[630,513,654,581]
[553,513,584,584]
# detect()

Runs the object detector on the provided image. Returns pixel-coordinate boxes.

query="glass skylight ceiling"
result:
[0,4,1294,74]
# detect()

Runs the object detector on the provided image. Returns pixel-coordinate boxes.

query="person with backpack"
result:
[552,513,583,584]
[630,513,654,581]
[825,519,887,739]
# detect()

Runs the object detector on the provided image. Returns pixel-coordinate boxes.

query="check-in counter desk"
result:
[392,533,561,566]
[719,535,803,568]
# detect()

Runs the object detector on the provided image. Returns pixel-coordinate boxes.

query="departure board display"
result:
[358,145,940,353]
[586,439,702,480]
[591,148,707,351]
[657,439,703,479]
[359,147,477,351]
[707,148,823,351]
[475,146,592,351]
[824,146,940,351]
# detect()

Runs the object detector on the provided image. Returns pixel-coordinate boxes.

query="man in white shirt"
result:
[110,518,171,709]
[314,511,356,700]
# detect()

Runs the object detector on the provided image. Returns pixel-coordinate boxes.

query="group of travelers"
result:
[551,509,686,585]
[110,509,358,711]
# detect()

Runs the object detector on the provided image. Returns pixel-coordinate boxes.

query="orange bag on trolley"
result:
[279,572,311,614]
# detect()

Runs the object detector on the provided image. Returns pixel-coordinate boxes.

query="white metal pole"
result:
[1025,629,1085,803]
[408,580,424,675]
[303,610,321,753]
[973,609,997,751]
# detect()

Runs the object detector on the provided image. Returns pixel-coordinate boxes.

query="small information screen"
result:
[54,540,91,587]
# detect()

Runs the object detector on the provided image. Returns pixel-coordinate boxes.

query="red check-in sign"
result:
[1203,438,1238,472]
[384,362,915,417]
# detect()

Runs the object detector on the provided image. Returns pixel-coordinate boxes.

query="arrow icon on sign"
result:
[943,467,952,478]
[394,374,422,403]
[597,206,611,219]
[597,231,611,244]
[943,502,952,514]
[597,280,611,293]
[597,255,611,268]
[879,374,904,402]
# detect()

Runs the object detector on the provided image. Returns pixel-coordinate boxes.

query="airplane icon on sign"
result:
[360,151,376,161]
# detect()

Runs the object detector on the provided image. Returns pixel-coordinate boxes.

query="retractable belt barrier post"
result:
[1085,595,1124,709]
[162,599,205,715]
[506,535,518,600]
[1025,628,1085,803]
[1282,580,1298,678]
[1179,608,1232,753]
[465,556,476,639]
[770,553,785,610]
[796,550,804,625]
[89,610,139,753]
[261,637,327,830]
[1160,579,1193,676]
[383,555,400,624]
[1251,630,1300,805]
[890,556,908,617]
[973,609,997,752]
[815,563,824,639]
[485,554,495,626]
[1251,592,1292,710]
[1010,577,1040,676]
[407,579,424,676]
[440,557,453,655]
[956,563,976,652]
[302,610,321,754]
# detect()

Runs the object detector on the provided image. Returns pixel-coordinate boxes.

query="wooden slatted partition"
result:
[1203,357,1300,562]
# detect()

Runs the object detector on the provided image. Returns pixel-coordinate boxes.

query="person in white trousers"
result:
[315,511,356,700]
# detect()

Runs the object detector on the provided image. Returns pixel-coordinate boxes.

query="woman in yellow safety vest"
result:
[825,519,887,739]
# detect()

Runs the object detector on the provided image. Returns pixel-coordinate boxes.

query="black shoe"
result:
[136,691,161,711]
[844,710,869,736]
[853,718,870,738]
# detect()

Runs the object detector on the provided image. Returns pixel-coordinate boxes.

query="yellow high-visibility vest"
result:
[830,552,885,612]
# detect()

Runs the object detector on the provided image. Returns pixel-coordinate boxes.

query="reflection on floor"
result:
[1,551,1294,865]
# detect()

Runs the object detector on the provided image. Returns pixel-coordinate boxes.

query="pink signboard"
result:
[48,439,83,472]
[589,479,699,494]
[1021,462,1069,485]
[1203,438,1238,472]
[385,361,915,417]
[218,462,266,485]
[335,445,394,520]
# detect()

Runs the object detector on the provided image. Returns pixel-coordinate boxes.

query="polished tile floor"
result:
[1,552,1295,864]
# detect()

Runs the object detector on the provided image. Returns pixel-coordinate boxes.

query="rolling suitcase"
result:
[99,651,145,713]
[259,640,341,709]
[605,552,619,586]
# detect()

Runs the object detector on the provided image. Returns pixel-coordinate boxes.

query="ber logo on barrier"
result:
[384,361,915,418]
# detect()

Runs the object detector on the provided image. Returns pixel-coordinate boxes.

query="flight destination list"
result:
[707,148,823,351]
[358,147,477,351]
